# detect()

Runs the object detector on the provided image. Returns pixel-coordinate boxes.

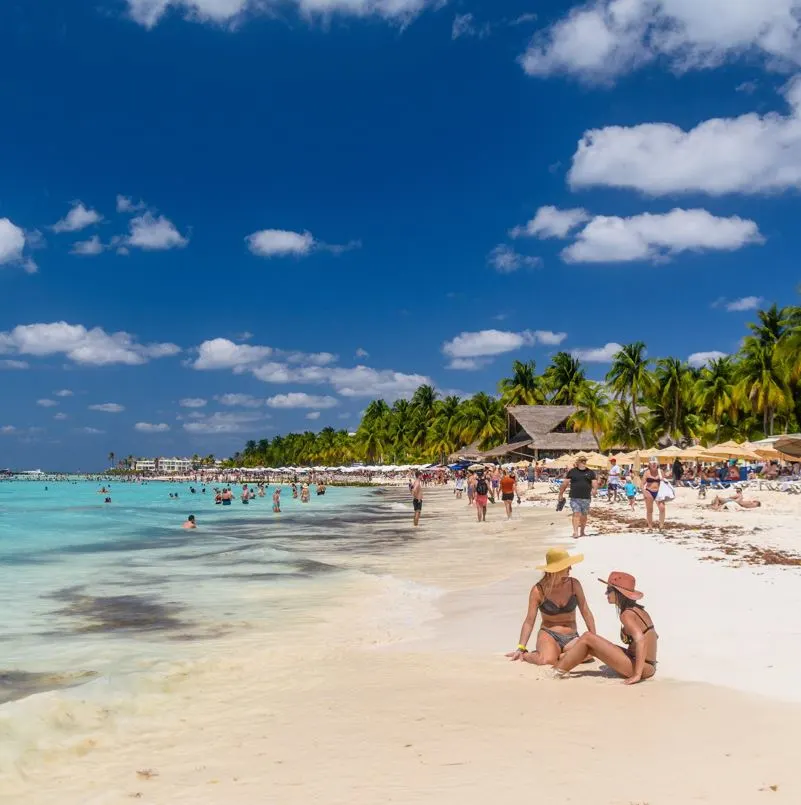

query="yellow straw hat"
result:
[536,548,584,573]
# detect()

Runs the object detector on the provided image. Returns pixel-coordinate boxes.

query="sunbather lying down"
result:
[709,491,762,511]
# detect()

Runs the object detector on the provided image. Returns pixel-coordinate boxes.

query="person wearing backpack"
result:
[475,470,489,522]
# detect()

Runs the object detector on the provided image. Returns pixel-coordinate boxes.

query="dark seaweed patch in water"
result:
[52,532,192,555]
[0,669,99,705]
[48,588,190,634]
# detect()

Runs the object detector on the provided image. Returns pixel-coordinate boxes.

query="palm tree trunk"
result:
[631,397,646,448]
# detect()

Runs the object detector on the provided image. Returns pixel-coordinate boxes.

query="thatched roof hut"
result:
[478,406,597,461]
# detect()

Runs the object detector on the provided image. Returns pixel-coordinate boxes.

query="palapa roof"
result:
[506,405,597,452]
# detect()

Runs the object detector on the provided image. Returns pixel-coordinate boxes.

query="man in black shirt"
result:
[557,455,598,539]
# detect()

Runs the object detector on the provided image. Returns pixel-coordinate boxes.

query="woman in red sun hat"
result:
[553,571,658,685]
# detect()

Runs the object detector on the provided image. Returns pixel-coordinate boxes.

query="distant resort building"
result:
[452,406,597,463]
[132,457,194,474]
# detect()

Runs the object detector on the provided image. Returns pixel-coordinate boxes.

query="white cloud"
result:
[71,235,104,256]
[0,322,180,366]
[561,209,763,263]
[306,411,322,420]
[520,0,801,83]
[0,219,27,266]
[0,359,28,370]
[725,295,764,311]
[510,206,590,239]
[571,342,622,363]
[126,0,436,29]
[355,347,369,358]
[487,245,542,273]
[37,399,58,408]
[327,366,430,399]
[446,357,490,371]
[78,427,105,435]
[116,195,147,213]
[216,393,264,407]
[135,422,170,432]
[689,350,728,367]
[569,78,801,195]
[179,397,207,408]
[266,393,339,409]
[0,425,16,434]
[182,410,264,434]
[193,338,273,369]
[52,202,102,233]
[442,329,567,359]
[53,412,69,421]
[126,212,188,250]
[246,229,315,258]
[89,403,125,413]
[54,389,73,397]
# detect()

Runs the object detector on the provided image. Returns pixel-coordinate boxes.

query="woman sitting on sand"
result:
[506,549,596,666]
[553,572,657,685]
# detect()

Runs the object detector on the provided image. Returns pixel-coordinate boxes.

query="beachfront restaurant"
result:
[476,405,598,463]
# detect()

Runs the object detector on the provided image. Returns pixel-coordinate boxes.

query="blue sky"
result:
[1,0,799,470]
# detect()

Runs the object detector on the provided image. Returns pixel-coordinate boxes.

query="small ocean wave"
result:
[388,502,411,512]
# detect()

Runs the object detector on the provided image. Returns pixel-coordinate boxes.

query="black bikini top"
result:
[620,606,656,646]
[537,578,578,616]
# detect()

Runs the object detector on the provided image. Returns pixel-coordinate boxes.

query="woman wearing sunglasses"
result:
[553,571,658,685]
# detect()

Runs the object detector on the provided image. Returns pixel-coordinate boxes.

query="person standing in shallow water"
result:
[411,470,423,527]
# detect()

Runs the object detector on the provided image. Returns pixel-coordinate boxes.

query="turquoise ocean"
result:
[0,478,416,767]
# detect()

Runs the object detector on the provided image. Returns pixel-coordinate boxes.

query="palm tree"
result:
[568,383,611,449]
[735,338,789,436]
[107,451,115,469]
[654,357,693,440]
[498,360,545,406]
[544,352,587,405]
[694,357,738,440]
[605,402,650,450]
[606,342,653,448]
[455,392,505,449]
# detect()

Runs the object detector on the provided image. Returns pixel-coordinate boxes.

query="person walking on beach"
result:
[642,458,667,530]
[506,549,596,666]
[500,469,517,520]
[607,458,622,504]
[557,455,597,539]
[490,466,501,502]
[466,471,476,507]
[474,471,489,522]
[411,470,423,526]
[553,572,657,685]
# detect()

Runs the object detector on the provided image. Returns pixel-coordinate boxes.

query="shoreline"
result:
[4,487,801,803]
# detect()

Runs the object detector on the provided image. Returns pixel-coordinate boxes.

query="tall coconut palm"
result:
[544,352,587,405]
[735,338,789,436]
[693,357,738,440]
[455,392,505,449]
[606,342,653,448]
[605,402,651,450]
[107,451,115,469]
[568,383,611,449]
[654,357,694,440]
[498,360,545,406]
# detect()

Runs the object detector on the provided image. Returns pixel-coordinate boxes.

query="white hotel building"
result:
[133,457,194,474]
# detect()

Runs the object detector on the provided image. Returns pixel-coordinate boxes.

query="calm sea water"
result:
[0,479,410,707]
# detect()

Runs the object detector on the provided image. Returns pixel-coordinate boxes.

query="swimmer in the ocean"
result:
[183,514,197,529]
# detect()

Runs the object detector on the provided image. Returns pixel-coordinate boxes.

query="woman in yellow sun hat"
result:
[506,548,596,666]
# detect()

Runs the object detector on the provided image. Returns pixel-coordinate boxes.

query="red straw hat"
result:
[598,571,643,600]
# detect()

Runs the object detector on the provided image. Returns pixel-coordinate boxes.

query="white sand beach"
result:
[4,486,801,805]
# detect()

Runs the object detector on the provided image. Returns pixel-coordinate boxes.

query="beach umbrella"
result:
[701,443,760,461]
[775,437,801,459]
[584,452,610,469]
[515,460,531,468]
[468,464,484,470]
